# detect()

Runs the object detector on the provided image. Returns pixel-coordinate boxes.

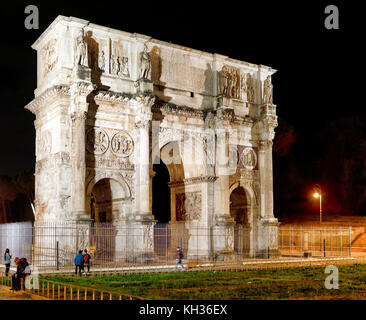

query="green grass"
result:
[41,264,366,300]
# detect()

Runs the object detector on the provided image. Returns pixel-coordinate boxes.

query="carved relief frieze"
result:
[86,127,109,155]
[240,147,257,170]
[111,131,134,157]
[86,156,134,171]
[220,65,241,99]
[42,38,58,78]
[175,192,202,221]
[37,130,52,158]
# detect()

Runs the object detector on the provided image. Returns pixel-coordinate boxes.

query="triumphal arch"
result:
[26,16,279,262]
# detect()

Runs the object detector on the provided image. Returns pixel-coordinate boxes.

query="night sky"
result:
[0,2,363,215]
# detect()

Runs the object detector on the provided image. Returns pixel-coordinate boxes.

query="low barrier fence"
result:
[0,272,148,300]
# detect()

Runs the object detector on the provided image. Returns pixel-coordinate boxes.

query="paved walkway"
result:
[0,286,48,300]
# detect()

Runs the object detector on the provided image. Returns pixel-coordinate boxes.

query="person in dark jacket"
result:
[83,249,91,274]
[10,257,22,290]
[4,248,11,277]
[175,247,185,271]
[18,258,29,290]
[74,250,84,275]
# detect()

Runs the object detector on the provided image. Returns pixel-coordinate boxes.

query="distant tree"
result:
[0,176,18,223]
[273,118,297,157]
[12,171,35,216]
[319,117,366,215]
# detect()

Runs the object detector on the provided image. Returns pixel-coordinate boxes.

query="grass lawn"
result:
[41,264,366,300]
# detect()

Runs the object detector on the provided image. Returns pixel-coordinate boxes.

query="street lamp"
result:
[313,184,322,224]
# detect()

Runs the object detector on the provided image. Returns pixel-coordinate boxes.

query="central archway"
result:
[90,178,126,223]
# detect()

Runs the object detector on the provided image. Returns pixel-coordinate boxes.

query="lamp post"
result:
[313,184,322,224]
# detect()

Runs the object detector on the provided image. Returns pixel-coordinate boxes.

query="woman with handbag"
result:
[3,248,11,277]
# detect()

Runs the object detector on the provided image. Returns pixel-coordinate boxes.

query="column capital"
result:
[70,111,88,123]
[70,81,96,97]
[259,140,273,151]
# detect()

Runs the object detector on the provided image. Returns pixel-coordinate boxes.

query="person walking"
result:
[83,249,91,274]
[175,247,185,271]
[74,250,84,276]
[4,249,11,277]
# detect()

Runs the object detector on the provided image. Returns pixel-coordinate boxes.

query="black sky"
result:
[0,0,363,176]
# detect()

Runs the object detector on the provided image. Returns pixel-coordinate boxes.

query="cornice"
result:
[168,175,217,187]
[25,85,70,115]
[160,103,206,119]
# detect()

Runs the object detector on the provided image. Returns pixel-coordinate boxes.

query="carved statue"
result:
[220,69,230,96]
[231,69,239,98]
[246,74,255,103]
[139,44,151,80]
[98,50,105,71]
[263,75,273,104]
[120,57,130,77]
[240,73,247,101]
[74,29,88,67]
[111,55,119,75]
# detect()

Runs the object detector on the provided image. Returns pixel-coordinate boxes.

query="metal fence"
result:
[278,226,352,258]
[0,222,352,272]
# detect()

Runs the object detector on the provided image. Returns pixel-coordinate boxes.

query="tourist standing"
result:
[83,249,91,274]
[175,247,185,271]
[4,248,11,277]
[10,257,22,290]
[74,250,84,276]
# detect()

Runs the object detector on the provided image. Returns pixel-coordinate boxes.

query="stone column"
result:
[257,139,279,257]
[213,125,236,261]
[69,72,95,221]
[133,96,156,262]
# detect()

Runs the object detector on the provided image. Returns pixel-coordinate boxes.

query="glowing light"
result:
[313,192,320,198]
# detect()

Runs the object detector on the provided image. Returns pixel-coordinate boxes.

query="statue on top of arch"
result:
[74,29,88,67]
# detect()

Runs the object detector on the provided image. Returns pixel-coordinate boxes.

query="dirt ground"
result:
[0,285,48,300]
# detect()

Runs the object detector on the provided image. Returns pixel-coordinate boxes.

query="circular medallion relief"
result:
[86,128,109,155]
[111,131,134,157]
[240,147,257,170]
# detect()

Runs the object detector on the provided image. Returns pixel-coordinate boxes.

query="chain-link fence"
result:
[278,226,352,258]
[0,222,352,272]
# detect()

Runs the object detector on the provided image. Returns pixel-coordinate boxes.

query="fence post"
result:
[56,241,59,271]
[349,226,352,257]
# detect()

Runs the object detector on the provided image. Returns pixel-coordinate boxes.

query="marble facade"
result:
[26,16,279,260]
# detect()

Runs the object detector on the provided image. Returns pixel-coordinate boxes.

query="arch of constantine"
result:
[25,16,279,263]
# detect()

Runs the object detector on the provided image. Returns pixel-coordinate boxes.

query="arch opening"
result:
[152,157,171,223]
[230,186,249,226]
[90,178,125,223]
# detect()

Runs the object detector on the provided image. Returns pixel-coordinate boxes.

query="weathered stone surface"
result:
[25,16,279,258]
